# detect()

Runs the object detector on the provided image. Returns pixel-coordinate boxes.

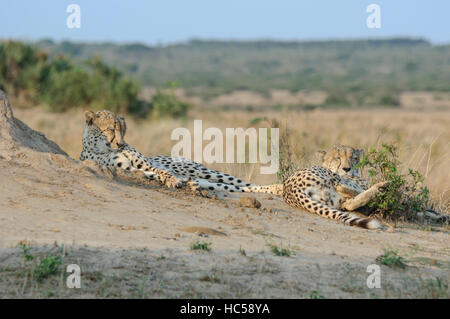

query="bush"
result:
[0,41,148,115]
[324,88,350,106]
[150,83,190,118]
[19,242,64,282]
[356,143,430,221]
[376,248,409,268]
[42,64,93,112]
[0,41,45,100]
[377,91,400,106]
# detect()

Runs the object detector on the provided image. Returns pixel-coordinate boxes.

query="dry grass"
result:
[13,106,450,212]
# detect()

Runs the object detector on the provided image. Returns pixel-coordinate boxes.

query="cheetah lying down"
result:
[80,111,382,230]
[246,146,386,229]
[80,110,254,194]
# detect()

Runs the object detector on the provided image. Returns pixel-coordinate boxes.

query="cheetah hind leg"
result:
[242,184,283,196]
[159,157,253,188]
[193,178,244,193]
[191,170,253,188]
[341,181,388,211]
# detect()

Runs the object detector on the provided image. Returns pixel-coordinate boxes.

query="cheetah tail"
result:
[354,217,381,230]
[316,204,380,230]
[242,184,284,196]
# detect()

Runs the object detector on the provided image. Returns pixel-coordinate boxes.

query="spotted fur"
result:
[80,110,254,192]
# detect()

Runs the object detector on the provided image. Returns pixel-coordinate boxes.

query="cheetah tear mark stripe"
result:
[283,188,380,230]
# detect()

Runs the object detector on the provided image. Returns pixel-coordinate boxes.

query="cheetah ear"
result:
[315,150,326,163]
[84,110,95,124]
[119,117,126,136]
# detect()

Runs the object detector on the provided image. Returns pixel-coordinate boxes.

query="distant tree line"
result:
[35,38,450,107]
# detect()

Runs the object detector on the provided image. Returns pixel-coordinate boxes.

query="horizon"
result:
[2,36,445,48]
[1,1,450,45]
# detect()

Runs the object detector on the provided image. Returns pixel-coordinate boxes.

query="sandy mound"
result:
[0,90,67,159]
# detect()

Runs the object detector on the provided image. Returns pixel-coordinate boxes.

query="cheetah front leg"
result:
[113,151,183,188]
[341,181,388,211]
[152,168,183,188]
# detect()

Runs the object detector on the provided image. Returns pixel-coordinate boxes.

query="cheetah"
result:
[80,110,254,193]
[245,145,385,229]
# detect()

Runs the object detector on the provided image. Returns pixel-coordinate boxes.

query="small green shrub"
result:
[309,290,325,299]
[19,242,34,261]
[190,240,212,251]
[356,143,430,221]
[34,254,63,282]
[19,242,64,282]
[267,242,292,257]
[376,248,409,268]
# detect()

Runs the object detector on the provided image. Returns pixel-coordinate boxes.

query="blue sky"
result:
[1,0,449,45]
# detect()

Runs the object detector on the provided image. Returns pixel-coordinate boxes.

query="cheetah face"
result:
[83,110,127,152]
[317,145,363,177]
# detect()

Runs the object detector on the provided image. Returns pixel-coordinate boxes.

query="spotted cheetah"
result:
[80,110,254,193]
[245,145,384,229]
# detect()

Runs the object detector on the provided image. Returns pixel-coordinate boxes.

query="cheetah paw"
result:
[163,175,183,188]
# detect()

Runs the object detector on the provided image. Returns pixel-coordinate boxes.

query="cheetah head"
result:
[83,110,127,153]
[316,145,363,177]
